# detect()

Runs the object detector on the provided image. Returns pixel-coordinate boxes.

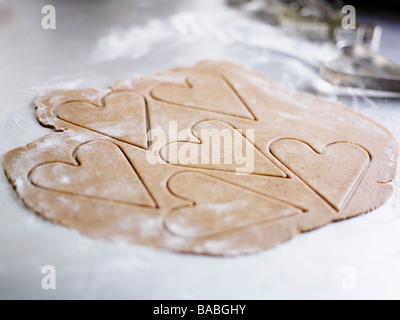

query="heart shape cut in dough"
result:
[57,92,149,149]
[160,120,286,177]
[30,141,156,207]
[270,139,371,212]
[165,172,302,238]
[151,73,255,120]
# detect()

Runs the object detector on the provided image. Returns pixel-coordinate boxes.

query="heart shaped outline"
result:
[270,138,371,213]
[54,91,151,150]
[163,171,304,239]
[29,140,158,208]
[150,73,257,120]
[159,119,287,177]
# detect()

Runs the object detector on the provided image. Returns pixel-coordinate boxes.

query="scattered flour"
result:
[89,9,337,67]
[90,20,175,63]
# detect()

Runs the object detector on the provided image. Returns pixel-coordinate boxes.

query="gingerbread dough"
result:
[3,61,398,256]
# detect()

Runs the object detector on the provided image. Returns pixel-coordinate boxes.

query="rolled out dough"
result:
[3,61,398,256]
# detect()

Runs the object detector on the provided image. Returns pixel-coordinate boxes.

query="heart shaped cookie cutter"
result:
[320,44,400,93]
[228,0,400,93]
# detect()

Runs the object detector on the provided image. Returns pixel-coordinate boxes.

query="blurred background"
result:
[1,0,399,97]
[1,0,400,299]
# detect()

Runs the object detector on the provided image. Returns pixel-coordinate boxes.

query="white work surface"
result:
[1,0,400,299]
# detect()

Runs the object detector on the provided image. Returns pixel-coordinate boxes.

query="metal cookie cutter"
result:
[320,44,400,93]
